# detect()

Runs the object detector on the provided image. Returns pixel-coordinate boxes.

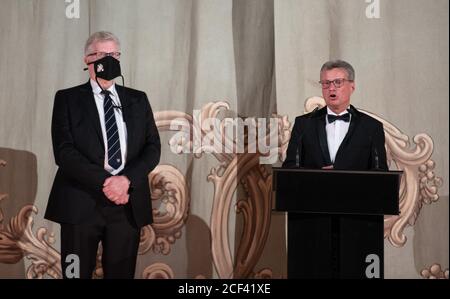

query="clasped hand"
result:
[103,176,130,205]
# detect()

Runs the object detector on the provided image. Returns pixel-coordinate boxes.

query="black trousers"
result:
[60,203,141,279]
[288,213,384,279]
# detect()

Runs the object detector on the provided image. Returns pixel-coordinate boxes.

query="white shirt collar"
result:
[90,79,117,98]
[327,106,350,116]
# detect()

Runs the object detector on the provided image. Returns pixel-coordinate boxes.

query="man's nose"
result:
[328,83,336,91]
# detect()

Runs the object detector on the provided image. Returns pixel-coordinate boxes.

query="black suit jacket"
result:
[45,81,161,227]
[282,105,388,170]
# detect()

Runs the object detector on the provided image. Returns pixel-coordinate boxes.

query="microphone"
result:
[113,75,126,111]
[112,103,122,110]
[347,105,356,117]
[295,134,302,168]
[84,60,94,71]
[295,106,319,168]
[370,135,380,170]
[110,95,123,110]
[374,147,380,170]
[295,107,318,168]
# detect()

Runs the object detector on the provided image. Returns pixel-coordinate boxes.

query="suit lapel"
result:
[116,85,134,161]
[315,108,332,166]
[334,105,360,164]
[79,82,104,151]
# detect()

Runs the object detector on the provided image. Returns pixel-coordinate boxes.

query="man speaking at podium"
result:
[282,60,388,278]
[283,60,387,171]
[45,31,161,279]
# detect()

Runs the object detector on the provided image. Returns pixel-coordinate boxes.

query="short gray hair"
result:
[320,60,355,81]
[84,31,121,55]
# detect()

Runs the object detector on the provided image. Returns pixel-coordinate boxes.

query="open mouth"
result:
[329,94,337,100]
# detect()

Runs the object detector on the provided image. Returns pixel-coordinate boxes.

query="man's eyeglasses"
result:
[87,52,121,59]
[319,78,353,89]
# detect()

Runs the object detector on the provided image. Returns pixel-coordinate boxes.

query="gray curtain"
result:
[0,0,448,278]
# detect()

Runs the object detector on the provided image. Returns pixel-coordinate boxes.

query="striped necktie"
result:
[101,90,122,170]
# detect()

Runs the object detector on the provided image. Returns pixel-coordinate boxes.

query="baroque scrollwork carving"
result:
[2,141,192,278]
[21,215,61,279]
[253,268,274,279]
[1,93,444,278]
[0,160,7,229]
[420,263,449,279]
[142,262,174,279]
[304,97,443,247]
[0,204,61,278]
[158,102,290,278]
[1,158,61,278]
[139,165,190,255]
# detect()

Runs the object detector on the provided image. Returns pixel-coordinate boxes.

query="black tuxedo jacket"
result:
[45,81,161,227]
[282,105,388,170]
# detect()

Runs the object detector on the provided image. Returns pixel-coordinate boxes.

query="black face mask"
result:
[92,55,122,81]
[85,55,125,109]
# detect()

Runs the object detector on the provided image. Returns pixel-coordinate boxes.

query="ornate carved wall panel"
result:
[0,98,444,278]
[420,263,449,279]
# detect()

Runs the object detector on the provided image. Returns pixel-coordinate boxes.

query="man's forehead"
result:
[92,40,119,50]
[321,68,348,78]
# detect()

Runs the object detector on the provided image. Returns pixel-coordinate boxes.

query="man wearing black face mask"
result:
[45,31,161,279]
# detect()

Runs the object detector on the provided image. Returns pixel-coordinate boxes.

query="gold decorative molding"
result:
[1,96,444,278]
[253,268,274,279]
[141,165,190,255]
[156,102,290,278]
[1,121,194,279]
[420,263,449,279]
[0,160,7,228]
[92,245,103,279]
[0,203,61,278]
[304,97,443,247]
[142,262,174,279]
[0,159,60,278]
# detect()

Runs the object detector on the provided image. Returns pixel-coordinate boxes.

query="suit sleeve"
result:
[122,93,161,188]
[370,122,388,171]
[282,117,302,168]
[51,91,112,192]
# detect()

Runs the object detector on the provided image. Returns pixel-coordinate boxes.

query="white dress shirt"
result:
[90,79,127,175]
[325,106,351,163]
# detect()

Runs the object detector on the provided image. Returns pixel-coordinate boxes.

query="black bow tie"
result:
[327,113,350,123]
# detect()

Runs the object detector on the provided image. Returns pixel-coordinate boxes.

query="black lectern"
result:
[272,168,401,279]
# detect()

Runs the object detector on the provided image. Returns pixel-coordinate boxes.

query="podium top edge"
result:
[271,167,403,175]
